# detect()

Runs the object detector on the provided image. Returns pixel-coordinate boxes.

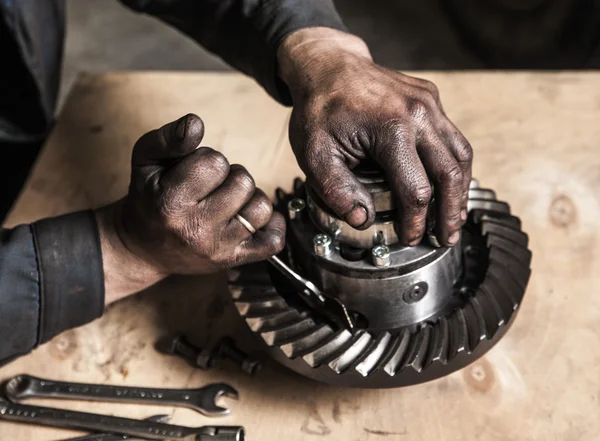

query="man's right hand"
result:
[95,114,286,303]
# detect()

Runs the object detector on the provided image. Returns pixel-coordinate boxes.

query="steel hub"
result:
[227,168,531,388]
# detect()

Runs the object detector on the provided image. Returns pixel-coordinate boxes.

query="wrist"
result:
[277,27,372,98]
[95,201,167,305]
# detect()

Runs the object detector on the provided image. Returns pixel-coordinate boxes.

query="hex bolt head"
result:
[196,347,218,370]
[215,336,263,376]
[371,245,391,267]
[313,234,333,257]
[328,222,341,239]
[287,198,306,220]
[241,358,263,376]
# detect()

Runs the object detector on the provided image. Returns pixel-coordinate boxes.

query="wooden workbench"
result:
[1,71,599,440]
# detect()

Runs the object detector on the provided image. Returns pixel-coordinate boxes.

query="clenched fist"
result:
[96,114,285,303]
[278,28,473,247]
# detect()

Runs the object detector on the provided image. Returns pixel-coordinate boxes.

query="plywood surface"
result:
[2,71,599,440]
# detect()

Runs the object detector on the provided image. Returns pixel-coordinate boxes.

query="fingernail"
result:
[345,205,368,228]
[175,115,188,140]
[408,237,422,247]
[460,209,468,221]
[447,230,460,245]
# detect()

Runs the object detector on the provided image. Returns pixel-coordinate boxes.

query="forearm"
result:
[119,0,347,104]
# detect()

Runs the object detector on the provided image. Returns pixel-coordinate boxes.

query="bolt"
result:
[214,336,262,376]
[329,223,341,239]
[287,198,306,220]
[313,233,333,257]
[371,244,391,267]
[155,334,215,368]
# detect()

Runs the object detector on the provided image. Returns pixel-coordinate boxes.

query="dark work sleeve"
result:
[0,211,105,365]
[119,0,347,105]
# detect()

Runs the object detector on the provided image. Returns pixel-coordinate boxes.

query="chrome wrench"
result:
[0,400,244,441]
[4,375,238,417]
[59,414,170,441]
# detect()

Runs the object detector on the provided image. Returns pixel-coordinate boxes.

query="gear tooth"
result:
[488,247,531,289]
[401,325,431,373]
[469,296,490,342]
[353,332,392,377]
[230,286,244,300]
[477,211,522,229]
[235,297,289,317]
[228,263,271,286]
[486,263,525,309]
[327,332,373,374]
[424,317,449,368]
[247,310,305,332]
[302,330,353,367]
[381,329,411,376]
[275,187,287,203]
[468,188,496,200]
[293,178,304,192]
[280,325,335,358]
[486,233,532,267]
[448,309,468,361]
[463,298,487,351]
[468,199,510,214]
[233,288,279,303]
[481,220,529,248]
[474,287,505,335]
[479,275,515,323]
[260,318,317,346]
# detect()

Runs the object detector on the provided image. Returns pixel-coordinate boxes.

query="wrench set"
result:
[0,336,251,440]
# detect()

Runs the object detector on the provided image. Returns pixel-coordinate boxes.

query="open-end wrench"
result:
[3,375,238,417]
[0,400,245,441]
[59,414,170,441]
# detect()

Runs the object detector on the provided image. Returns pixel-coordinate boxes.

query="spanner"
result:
[59,414,170,441]
[0,400,244,441]
[3,375,238,417]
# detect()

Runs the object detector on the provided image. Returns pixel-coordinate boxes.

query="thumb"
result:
[301,143,375,229]
[131,113,205,167]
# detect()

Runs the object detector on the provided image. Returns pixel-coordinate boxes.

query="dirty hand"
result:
[278,28,473,247]
[95,114,285,303]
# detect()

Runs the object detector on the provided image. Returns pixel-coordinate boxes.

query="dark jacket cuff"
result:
[32,210,105,344]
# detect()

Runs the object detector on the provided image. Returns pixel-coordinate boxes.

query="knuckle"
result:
[420,79,440,100]
[198,147,229,174]
[203,149,230,173]
[408,184,432,209]
[441,164,463,186]
[229,166,256,193]
[381,119,410,145]
[456,139,473,163]
[252,193,274,220]
[406,97,430,118]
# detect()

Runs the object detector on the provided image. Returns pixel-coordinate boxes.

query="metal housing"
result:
[227,174,532,388]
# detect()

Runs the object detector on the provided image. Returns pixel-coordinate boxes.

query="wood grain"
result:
[2,71,599,441]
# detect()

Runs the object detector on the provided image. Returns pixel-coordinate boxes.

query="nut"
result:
[313,234,333,257]
[371,245,391,267]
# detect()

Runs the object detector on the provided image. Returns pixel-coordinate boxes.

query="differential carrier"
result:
[228,166,532,388]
